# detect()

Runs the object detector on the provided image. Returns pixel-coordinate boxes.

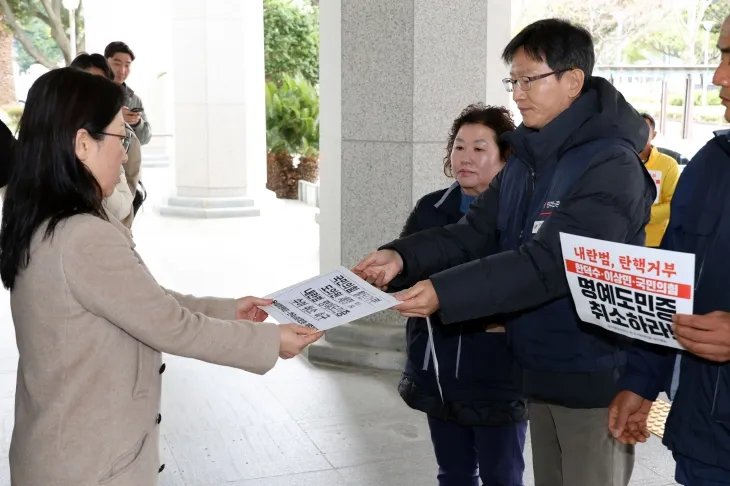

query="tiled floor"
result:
[0,169,679,485]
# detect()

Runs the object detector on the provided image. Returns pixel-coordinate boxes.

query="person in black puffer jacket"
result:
[395,104,528,486]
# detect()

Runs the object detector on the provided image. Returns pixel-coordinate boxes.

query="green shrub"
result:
[699,89,721,106]
[669,95,683,107]
[265,73,319,156]
[667,90,720,107]
[265,74,320,198]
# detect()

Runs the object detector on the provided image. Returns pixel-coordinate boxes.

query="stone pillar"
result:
[158,0,271,218]
[311,0,513,370]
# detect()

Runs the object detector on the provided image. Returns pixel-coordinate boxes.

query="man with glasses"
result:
[354,18,655,486]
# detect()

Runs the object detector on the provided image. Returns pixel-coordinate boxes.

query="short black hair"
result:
[444,104,516,177]
[104,41,136,61]
[502,19,595,80]
[640,113,656,130]
[70,53,115,81]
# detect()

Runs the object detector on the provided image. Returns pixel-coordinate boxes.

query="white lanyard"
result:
[425,316,444,403]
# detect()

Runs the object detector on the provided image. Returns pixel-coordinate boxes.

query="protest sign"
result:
[560,233,694,349]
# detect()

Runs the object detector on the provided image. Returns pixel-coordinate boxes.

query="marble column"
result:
[158,0,271,218]
[311,0,513,370]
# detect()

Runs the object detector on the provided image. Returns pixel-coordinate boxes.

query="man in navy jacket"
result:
[354,18,655,486]
[610,14,730,486]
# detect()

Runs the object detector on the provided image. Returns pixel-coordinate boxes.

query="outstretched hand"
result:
[235,296,272,322]
[394,280,440,318]
[352,250,404,289]
[279,324,324,359]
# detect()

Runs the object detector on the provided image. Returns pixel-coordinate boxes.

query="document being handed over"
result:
[259,266,400,331]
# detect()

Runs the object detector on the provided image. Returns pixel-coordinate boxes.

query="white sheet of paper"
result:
[259,266,400,331]
[560,233,694,350]
[648,169,662,204]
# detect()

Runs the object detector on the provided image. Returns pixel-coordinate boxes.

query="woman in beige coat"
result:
[0,68,322,485]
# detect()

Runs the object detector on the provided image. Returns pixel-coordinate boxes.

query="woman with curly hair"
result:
[395,103,528,486]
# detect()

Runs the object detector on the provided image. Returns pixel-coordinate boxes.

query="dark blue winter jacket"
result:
[619,131,730,474]
[383,77,656,408]
[396,182,527,426]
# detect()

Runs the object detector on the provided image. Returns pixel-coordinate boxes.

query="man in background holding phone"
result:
[105,41,152,145]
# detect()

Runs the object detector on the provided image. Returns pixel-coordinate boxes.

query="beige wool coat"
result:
[9,213,281,485]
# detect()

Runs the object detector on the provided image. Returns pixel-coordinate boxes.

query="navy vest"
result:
[497,138,642,373]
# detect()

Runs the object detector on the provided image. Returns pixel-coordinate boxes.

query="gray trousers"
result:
[529,402,635,486]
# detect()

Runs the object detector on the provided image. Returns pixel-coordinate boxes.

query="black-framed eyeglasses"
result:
[502,69,571,92]
[94,128,132,153]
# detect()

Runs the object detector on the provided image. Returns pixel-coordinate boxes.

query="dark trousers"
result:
[675,454,730,486]
[427,415,527,486]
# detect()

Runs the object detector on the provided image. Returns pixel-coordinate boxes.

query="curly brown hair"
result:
[443,104,516,177]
